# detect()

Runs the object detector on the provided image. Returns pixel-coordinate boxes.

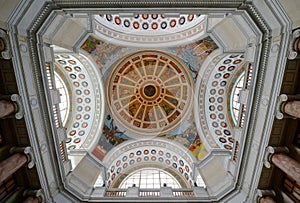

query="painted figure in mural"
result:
[102,118,126,146]
[189,138,207,161]
[186,36,218,63]
[81,36,117,65]
[188,64,198,80]
[159,116,208,161]
[192,39,216,62]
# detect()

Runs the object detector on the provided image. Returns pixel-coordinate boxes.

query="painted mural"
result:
[81,36,134,70]
[92,114,131,161]
[159,113,207,161]
[84,35,217,161]
[169,36,218,80]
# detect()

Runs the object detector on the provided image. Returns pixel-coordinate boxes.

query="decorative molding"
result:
[23,189,46,203]
[263,146,289,168]
[275,94,300,119]
[11,94,24,119]
[255,189,276,203]
[52,0,245,8]
[103,138,196,167]
[275,94,288,119]
[94,16,206,48]
[0,29,12,59]
[288,28,300,60]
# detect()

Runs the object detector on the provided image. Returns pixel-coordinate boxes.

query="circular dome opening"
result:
[144,85,156,97]
[106,50,194,137]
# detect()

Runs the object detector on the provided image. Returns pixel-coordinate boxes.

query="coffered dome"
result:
[106,50,194,137]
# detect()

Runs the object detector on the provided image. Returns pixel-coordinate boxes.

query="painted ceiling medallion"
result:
[107,50,194,137]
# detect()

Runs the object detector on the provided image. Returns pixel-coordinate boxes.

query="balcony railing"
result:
[139,189,160,197]
[245,63,253,90]
[172,188,194,197]
[45,62,54,90]
[45,62,68,163]
[233,141,239,162]
[238,104,247,128]
[105,188,126,197]
[105,187,195,198]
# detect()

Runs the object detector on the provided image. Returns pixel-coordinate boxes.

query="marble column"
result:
[256,189,276,203]
[0,153,28,182]
[23,189,44,203]
[296,38,300,52]
[0,99,16,118]
[288,29,300,60]
[23,196,39,203]
[259,196,276,203]
[282,100,300,118]
[271,153,300,182]
[0,38,4,52]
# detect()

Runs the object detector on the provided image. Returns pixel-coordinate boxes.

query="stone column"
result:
[256,189,276,203]
[23,196,39,203]
[0,99,16,118]
[0,37,4,52]
[296,38,300,52]
[259,196,276,203]
[0,94,24,119]
[271,153,300,182]
[288,28,300,60]
[0,29,11,59]
[282,100,300,118]
[0,153,28,182]
[23,189,45,203]
[0,144,12,161]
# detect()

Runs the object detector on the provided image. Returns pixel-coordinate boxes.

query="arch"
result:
[102,138,199,188]
[94,14,206,48]
[53,53,105,151]
[195,51,246,150]
[118,167,181,189]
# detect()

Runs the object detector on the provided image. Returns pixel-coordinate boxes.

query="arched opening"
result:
[119,168,181,189]
[54,72,70,126]
[230,73,245,125]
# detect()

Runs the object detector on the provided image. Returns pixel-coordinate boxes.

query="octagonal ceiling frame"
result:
[6,0,291,202]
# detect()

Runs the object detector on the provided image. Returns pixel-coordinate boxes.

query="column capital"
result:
[0,29,11,59]
[23,189,45,203]
[275,94,288,119]
[0,94,24,119]
[10,146,35,169]
[11,94,24,119]
[275,94,300,119]
[263,146,289,168]
[288,28,300,60]
[255,189,276,203]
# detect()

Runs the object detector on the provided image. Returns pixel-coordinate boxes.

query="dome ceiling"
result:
[82,33,221,162]
[52,13,250,191]
[106,50,194,136]
[8,0,292,201]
